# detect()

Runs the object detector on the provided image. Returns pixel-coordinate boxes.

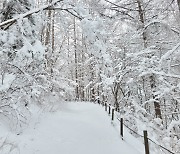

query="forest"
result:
[0,0,180,153]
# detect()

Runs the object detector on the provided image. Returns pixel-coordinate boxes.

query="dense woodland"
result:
[0,0,180,153]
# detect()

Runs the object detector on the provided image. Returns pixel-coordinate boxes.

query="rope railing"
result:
[117,117,144,138]
[148,138,175,154]
[122,119,175,154]
[100,102,176,154]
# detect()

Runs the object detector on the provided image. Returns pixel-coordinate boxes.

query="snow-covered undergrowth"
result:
[0,102,144,154]
[0,0,74,135]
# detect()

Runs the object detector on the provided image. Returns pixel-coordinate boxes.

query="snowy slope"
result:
[0,102,144,154]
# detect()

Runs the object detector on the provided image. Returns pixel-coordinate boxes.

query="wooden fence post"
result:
[105,103,107,111]
[102,101,104,106]
[108,105,111,114]
[143,130,150,154]
[120,118,123,140]
[112,109,114,121]
[98,99,100,104]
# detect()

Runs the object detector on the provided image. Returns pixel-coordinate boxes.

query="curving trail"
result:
[2,102,144,154]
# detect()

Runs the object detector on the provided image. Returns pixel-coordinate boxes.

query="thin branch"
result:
[45,7,82,20]
[104,0,137,12]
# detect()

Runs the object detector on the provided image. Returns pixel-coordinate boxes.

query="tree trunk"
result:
[112,82,120,110]
[136,0,147,48]
[51,10,55,52]
[149,75,162,119]
[73,17,79,100]
[177,0,180,13]
[45,0,52,46]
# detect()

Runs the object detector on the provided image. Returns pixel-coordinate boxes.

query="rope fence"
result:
[100,102,176,154]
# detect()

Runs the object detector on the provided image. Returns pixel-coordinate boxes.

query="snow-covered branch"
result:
[0,0,63,29]
[160,42,180,63]
[152,71,180,79]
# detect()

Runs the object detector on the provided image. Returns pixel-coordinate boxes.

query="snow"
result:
[33,40,45,60]
[0,102,144,154]
[0,73,16,92]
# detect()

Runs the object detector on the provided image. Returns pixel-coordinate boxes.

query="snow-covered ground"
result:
[0,102,144,154]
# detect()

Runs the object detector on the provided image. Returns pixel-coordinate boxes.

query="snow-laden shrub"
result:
[0,0,72,131]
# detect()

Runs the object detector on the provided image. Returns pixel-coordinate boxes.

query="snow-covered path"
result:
[0,102,144,154]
